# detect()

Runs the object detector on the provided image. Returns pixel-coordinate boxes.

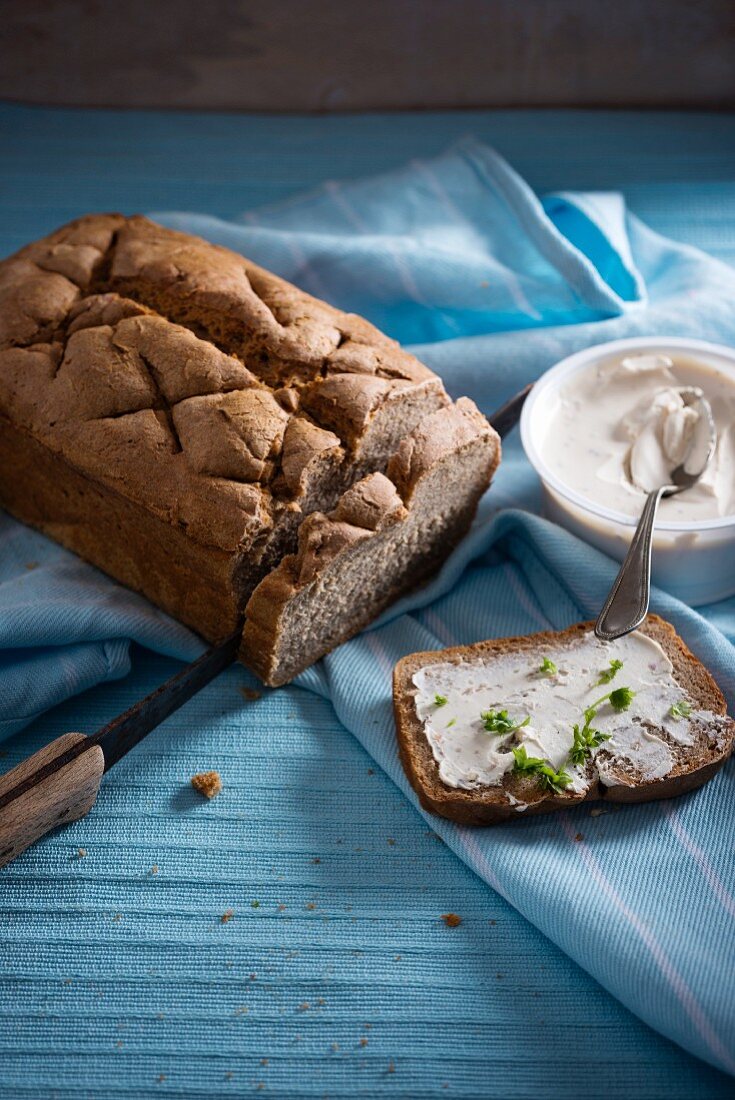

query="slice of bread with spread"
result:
[393,615,734,824]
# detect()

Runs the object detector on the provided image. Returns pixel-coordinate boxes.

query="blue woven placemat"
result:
[1,104,735,1099]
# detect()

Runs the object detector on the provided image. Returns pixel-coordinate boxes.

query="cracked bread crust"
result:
[0,214,497,670]
[242,401,501,685]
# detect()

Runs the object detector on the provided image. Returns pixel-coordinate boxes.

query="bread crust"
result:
[242,402,501,685]
[0,214,499,680]
[393,616,734,824]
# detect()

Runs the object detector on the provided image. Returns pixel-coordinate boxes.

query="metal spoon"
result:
[595,387,716,640]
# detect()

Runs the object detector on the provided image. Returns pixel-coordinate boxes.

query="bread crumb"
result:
[297,1002,310,1012]
[156,1075,166,1084]
[394,954,401,961]
[191,770,222,799]
[238,687,261,702]
[330,1043,339,1052]
[312,857,321,864]
[575,833,584,842]
[115,1040,124,1049]
[150,864,159,874]
[590,807,608,817]
[221,909,235,924]
[367,768,374,775]
[305,902,316,911]
[387,838,396,846]
[112,913,122,922]
[224,1072,234,1081]
[234,1006,249,1016]
[388,1060,396,1074]
[260,1058,269,1066]
[77,847,87,858]
[25,561,38,570]
[316,997,325,1006]
[441,913,462,928]
[278,904,286,912]
[359,1037,368,1047]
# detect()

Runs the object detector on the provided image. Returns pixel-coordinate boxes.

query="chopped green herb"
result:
[567,685,633,772]
[539,656,558,676]
[609,686,635,712]
[536,764,573,794]
[511,746,571,793]
[511,745,545,773]
[481,709,531,735]
[434,694,448,708]
[597,658,623,685]
[570,722,611,766]
[584,686,635,726]
[670,700,692,720]
[446,718,457,728]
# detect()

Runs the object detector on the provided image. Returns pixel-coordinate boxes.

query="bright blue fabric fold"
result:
[2,139,735,1073]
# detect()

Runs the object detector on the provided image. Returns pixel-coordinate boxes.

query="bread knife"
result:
[0,383,531,868]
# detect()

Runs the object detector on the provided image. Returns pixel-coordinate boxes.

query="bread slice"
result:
[241,399,501,685]
[393,616,734,825]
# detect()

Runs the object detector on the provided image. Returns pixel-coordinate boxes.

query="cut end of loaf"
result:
[241,401,501,685]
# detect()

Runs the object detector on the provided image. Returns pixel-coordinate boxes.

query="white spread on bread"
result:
[540,353,735,521]
[413,631,714,799]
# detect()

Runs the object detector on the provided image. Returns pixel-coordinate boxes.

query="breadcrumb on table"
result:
[191,770,222,799]
[441,912,462,928]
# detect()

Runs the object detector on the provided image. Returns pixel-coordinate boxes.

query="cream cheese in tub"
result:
[520,338,735,605]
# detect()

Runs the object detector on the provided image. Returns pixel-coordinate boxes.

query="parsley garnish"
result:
[511,744,544,772]
[570,722,611,766]
[446,718,456,728]
[597,658,623,685]
[539,657,558,676]
[670,700,692,720]
[511,746,571,793]
[564,684,633,770]
[481,709,530,735]
[583,686,635,726]
[434,694,448,707]
[609,686,635,711]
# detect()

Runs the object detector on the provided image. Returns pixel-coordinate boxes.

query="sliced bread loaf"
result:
[242,399,501,685]
[0,215,499,679]
[393,616,734,824]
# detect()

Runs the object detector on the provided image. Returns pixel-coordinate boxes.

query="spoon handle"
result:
[595,487,665,640]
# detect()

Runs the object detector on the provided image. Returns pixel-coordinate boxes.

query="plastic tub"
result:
[520,336,735,607]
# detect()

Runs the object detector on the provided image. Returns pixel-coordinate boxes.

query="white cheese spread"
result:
[541,353,735,522]
[413,631,714,801]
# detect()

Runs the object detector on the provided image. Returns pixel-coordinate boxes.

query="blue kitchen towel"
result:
[2,138,735,1074]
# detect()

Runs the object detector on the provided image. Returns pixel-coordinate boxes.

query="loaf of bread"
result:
[0,215,500,682]
[394,616,734,824]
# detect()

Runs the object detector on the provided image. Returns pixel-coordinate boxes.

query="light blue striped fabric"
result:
[2,138,735,1079]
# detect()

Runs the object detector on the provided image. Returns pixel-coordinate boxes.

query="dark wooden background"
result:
[1,0,734,110]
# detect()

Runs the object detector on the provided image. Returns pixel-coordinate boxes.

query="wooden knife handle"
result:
[0,734,104,869]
